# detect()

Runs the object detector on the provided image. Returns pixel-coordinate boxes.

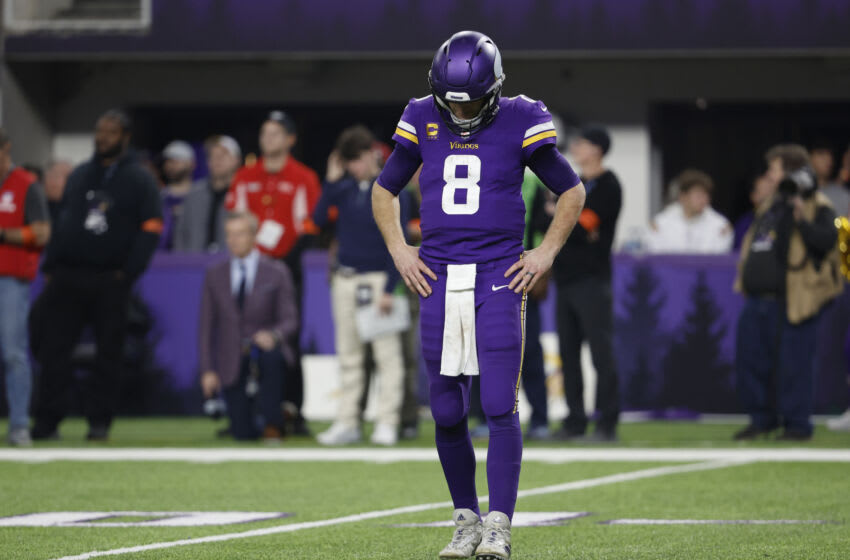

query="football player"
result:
[373,31,586,559]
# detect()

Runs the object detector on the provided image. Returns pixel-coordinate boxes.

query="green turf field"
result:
[1,418,849,559]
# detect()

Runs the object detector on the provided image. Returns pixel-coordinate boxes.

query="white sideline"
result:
[50,459,746,560]
[2,447,850,464]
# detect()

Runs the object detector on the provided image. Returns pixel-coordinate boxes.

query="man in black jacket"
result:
[552,126,623,441]
[31,109,162,441]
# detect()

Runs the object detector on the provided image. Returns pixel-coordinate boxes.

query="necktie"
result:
[236,261,247,311]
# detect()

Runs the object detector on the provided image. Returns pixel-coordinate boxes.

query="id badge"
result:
[356,284,373,307]
[256,219,285,250]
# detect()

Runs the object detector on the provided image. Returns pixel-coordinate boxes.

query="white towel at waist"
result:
[440,264,479,376]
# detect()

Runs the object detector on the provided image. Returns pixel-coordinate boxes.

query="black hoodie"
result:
[42,150,162,282]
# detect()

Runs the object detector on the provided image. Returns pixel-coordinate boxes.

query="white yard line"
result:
[49,459,745,560]
[1,447,849,464]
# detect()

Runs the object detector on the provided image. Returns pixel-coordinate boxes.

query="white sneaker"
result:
[316,423,361,445]
[439,508,483,558]
[826,409,850,432]
[475,511,512,560]
[370,423,398,446]
[7,427,32,447]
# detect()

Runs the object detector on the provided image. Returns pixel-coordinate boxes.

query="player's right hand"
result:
[201,371,221,399]
[391,243,436,297]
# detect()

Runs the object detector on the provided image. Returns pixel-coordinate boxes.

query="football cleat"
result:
[439,508,483,558]
[475,511,512,560]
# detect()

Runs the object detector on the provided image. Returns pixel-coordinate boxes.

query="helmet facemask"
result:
[430,75,503,138]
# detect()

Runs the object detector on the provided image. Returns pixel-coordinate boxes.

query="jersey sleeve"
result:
[391,100,422,158]
[517,96,558,162]
[376,143,422,196]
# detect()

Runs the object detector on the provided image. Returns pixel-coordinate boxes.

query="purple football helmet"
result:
[429,30,505,137]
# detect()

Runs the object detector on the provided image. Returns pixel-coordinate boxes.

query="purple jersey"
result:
[388,95,561,265]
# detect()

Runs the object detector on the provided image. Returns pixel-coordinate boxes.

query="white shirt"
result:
[230,249,260,296]
[646,202,733,254]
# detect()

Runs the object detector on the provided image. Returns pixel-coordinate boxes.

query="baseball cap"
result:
[266,110,296,135]
[162,140,196,163]
[208,135,242,160]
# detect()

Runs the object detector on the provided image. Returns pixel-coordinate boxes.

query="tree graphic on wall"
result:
[616,264,667,410]
[659,270,736,412]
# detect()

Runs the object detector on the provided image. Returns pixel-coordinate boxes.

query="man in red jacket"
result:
[0,128,51,446]
[225,111,320,434]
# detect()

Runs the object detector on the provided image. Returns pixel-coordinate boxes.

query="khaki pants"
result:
[331,271,404,428]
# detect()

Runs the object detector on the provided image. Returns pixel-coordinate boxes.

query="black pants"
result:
[522,297,549,429]
[556,275,620,434]
[282,250,305,413]
[470,297,548,429]
[31,269,130,431]
[224,349,286,440]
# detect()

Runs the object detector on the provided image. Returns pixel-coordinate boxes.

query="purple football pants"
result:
[421,257,525,519]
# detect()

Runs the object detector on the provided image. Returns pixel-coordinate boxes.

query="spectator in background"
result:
[0,128,51,446]
[734,174,776,250]
[159,140,196,250]
[313,126,408,446]
[31,109,162,442]
[175,135,241,252]
[199,211,297,441]
[827,143,850,433]
[44,159,73,225]
[839,143,850,204]
[226,110,321,435]
[812,142,850,217]
[552,125,622,441]
[21,164,43,183]
[734,144,842,441]
[647,169,733,254]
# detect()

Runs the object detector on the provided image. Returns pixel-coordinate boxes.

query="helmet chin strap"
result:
[435,92,497,134]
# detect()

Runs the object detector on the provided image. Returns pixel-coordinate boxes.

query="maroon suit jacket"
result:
[199,254,298,387]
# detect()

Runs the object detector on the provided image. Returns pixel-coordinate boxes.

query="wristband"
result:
[20,226,36,248]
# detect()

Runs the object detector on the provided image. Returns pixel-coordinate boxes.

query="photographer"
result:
[734,144,843,441]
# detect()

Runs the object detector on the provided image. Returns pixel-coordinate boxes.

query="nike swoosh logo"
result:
[491,284,510,291]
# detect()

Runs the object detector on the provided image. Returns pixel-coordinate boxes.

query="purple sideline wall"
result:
[42,250,843,415]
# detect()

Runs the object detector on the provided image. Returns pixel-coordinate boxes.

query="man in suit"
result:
[199,211,298,440]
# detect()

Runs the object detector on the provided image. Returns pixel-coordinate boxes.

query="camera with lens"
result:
[778,166,817,200]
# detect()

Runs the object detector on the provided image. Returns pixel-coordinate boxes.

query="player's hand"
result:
[326,150,345,183]
[390,243,436,297]
[378,292,395,315]
[201,371,221,399]
[505,246,556,294]
[790,195,806,222]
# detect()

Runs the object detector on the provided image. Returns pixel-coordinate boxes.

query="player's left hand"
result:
[505,247,556,294]
[253,330,278,351]
[378,292,394,315]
